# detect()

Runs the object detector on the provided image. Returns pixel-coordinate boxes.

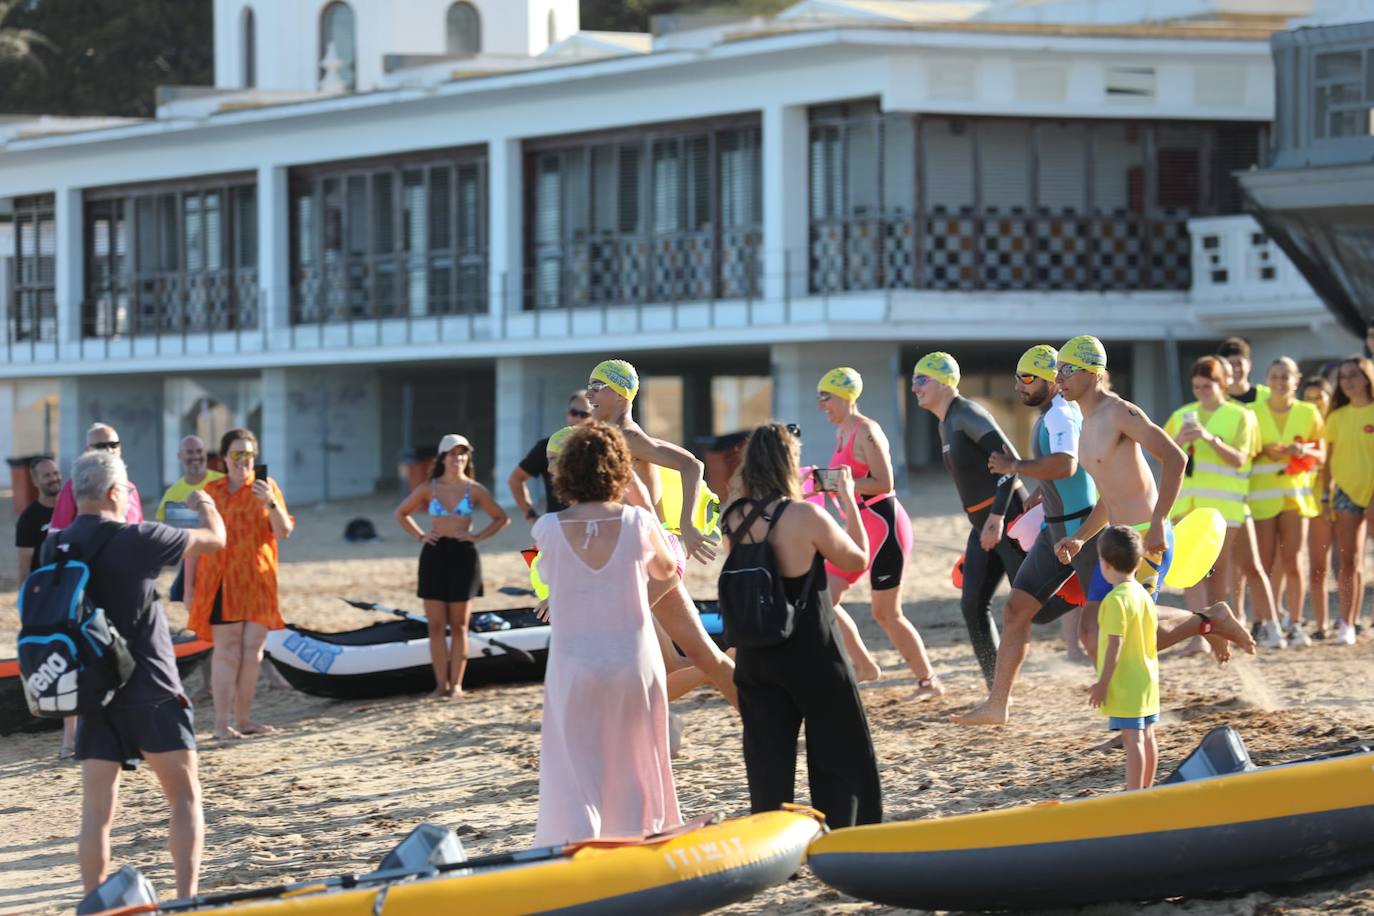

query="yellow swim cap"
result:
[818,367,863,402]
[589,359,639,401]
[1059,336,1107,374]
[546,426,577,458]
[913,352,961,388]
[1017,345,1059,383]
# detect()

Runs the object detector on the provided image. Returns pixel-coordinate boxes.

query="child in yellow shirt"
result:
[1089,525,1160,791]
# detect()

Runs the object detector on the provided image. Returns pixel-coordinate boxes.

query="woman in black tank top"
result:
[721,422,882,828]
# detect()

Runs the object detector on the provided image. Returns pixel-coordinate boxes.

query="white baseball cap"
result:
[437,434,471,454]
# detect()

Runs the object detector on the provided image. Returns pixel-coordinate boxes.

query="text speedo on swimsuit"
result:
[825,422,912,592]
[429,481,474,517]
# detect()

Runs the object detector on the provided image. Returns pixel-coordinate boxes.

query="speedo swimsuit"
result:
[1086,519,1175,602]
[823,422,913,592]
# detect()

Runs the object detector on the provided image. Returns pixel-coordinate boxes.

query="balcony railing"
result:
[810,208,1193,294]
[531,226,761,309]
[82,268,260,337]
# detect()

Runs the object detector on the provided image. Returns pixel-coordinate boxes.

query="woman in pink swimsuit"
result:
[817,368,944,697]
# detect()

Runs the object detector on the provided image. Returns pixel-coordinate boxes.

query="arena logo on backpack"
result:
[16,523,136,718]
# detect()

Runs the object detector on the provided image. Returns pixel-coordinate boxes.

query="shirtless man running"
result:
[1052,336,1255,662]
[585,358,738,707]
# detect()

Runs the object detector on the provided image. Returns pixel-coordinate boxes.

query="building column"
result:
[488,137,523,322]
[772,341,906,474]
[1130,340,1170,422]
[54,188,83,348]
[259,368,291,498]
[762,104,808,304]
[257,165,290,331]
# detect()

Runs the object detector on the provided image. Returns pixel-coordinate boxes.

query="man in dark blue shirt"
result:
[64,450,225,900]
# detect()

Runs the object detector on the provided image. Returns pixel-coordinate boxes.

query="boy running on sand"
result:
[1089,525,1159,790]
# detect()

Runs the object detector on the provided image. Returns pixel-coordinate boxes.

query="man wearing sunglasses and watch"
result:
[509,390,594,525]
[48,422,144,534]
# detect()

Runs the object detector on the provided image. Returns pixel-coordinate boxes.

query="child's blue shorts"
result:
[1108,713,1159,731]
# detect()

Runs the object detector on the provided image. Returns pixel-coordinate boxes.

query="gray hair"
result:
[72,450,128,504]
[86,423,117,445]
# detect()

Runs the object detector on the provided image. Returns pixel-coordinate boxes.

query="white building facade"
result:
[0,0,1353,505]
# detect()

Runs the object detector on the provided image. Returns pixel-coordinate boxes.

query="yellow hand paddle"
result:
[1163,507,1226,589]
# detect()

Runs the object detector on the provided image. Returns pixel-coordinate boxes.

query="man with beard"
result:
[953,345,1100,725]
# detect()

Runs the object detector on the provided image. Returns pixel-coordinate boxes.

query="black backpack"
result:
[717,498,818,649]
[17,522,136,718]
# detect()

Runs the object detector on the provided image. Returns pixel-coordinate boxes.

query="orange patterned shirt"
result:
[189,474,288,641]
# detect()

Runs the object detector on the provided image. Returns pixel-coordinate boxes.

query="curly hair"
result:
[552,422,635,506]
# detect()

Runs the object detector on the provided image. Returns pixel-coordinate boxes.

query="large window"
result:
[10,194,56,343]
[320,1,356,91]
[446,2,481,56]
[526,117,762,309]
[808,103,1264,293]
[290,148,488,323]
[84,177,258,337]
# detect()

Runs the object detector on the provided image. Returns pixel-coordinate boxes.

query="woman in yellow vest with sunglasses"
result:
[1250,357,1325,647]
[1164,357,1285,647]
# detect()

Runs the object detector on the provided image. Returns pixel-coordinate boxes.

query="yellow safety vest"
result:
[1233,384,1270,513]
[1168,402,1252,526]
[1248,398,1322,520]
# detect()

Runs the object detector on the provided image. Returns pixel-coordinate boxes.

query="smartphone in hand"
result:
[812,468,844,493]
[254,463,269,482]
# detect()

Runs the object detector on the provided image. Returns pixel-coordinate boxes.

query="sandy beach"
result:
[1,474,1371,914]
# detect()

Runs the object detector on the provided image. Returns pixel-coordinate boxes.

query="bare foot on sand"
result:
[443,688,464,700]
[1204,601,1256,664]
[235,722,276,735]
[912,676,946,702]
[428,687,448,699]
[213,726,244,741]
[949,698,1009,726]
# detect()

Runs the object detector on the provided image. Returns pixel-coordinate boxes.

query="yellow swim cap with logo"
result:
[1059,336,1107,374]
[545,426,577,458]
[1017,345,1059,383]
[913,352,961,388]
[590,359,639,401]
[818,367,863,402]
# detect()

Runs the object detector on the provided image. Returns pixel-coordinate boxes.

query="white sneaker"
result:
[1337,623,1358,646]
[1258,622,1287,650]
[1287,624,1312,648]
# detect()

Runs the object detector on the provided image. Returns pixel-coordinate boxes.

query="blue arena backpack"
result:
[717,498,818,649]
[17,522,136,718]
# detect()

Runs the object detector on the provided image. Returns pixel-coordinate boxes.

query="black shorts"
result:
[418,537,484,602]
[1011,527,1099,608]
[76,695,197,771]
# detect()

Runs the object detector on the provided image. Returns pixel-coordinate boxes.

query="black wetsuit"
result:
[727,503,882,829]
[939,396,1025,685]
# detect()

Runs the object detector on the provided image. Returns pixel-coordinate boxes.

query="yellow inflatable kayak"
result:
[86,808,824,915]
[810,731,1374,910]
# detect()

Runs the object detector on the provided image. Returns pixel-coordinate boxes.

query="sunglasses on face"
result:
[1057,364,1086,378]
[785,423,802,439]
[911,375,932,388]
[227,449,256,461]
[90,441,120,451]
[816,392,832,402]
[1016,373,1039,385]
[586,381,609,394]
[567,408,590,419]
